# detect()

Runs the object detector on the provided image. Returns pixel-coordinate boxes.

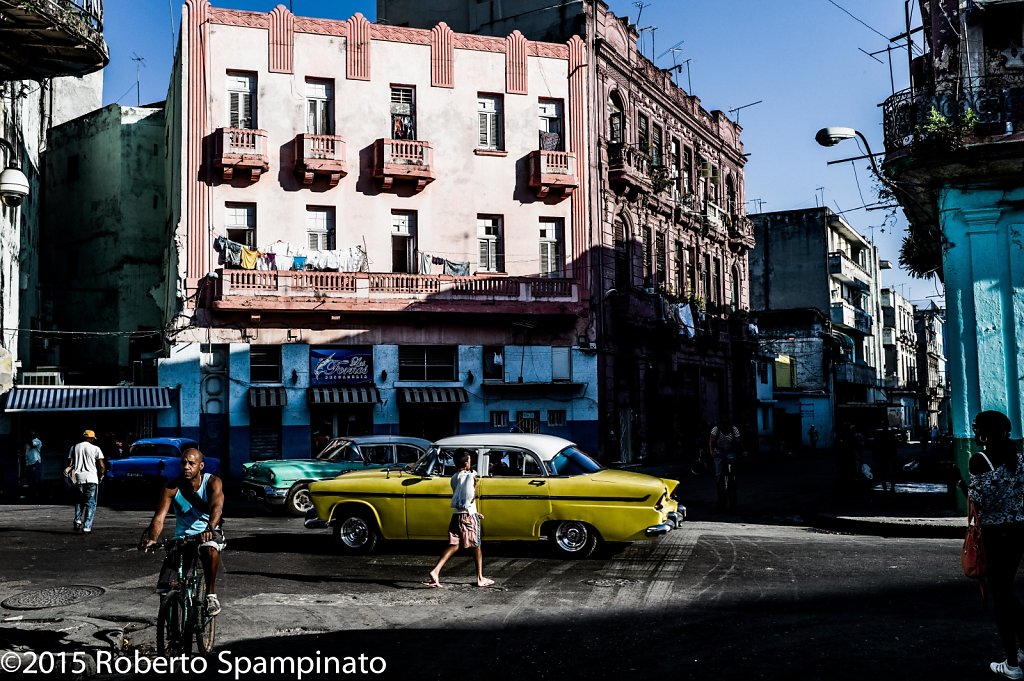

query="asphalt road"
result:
[0,492,996,681]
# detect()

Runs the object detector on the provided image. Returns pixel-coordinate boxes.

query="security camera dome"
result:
[0,166,30,208]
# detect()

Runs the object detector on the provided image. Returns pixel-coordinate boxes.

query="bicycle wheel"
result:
[725,466,738,512]
[689,453,708,476]
[191,573,217,653]
[157,593,190,655]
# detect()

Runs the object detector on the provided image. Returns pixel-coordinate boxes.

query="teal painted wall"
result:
[940,187,1024,508]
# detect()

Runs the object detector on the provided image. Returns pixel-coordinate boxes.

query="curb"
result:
[808,512,965,539]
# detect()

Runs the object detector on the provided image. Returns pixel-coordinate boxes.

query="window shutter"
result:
[308,232,320,250]
[552,347,571,381]
[479,239,491,271]
[230,94,240,128]
[478,112,489,147]
[489,113,500,149]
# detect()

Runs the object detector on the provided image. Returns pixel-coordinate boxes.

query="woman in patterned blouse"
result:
[965,410,1024,679]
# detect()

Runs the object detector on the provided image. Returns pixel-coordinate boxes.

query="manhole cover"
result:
[2,585,105,610]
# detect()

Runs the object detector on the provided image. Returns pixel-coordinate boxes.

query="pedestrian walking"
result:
[66,430,105,534]
[22,432,42,492]
[709,418,745,510]
[423,450,494,588]
[872,425,898,493]
[957,410,1024,679]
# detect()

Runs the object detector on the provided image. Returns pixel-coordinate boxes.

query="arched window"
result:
[614,218,630,288]
[608,91,624,144]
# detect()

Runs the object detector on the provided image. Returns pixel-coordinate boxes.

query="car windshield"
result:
[316,440,362,462]
[409,448,460,476]
[548,447,603,476]
[128,443,182,458]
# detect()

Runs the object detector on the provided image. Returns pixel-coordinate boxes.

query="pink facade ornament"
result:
[347,13,371,81]
[567,35,588,297]
[431,22,454,88]
[185,0,211,285]
[268,5,294,74]
[506,30,528,95]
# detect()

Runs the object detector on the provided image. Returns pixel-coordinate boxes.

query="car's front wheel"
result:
[285,483,314,517]
[332,511,380,555]
[548,520,599,558]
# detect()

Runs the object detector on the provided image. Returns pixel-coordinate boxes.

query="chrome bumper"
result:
[241,482,286,505]
[645,511,685,537]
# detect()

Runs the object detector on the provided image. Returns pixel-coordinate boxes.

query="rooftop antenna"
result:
[727,99,762,125]
[815,187,825,207]
[637,26,657,60]
[747,198,766,213]
[130,52,146,106]
[676,55,693,93]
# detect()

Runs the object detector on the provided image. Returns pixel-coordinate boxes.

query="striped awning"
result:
[3,386,173,412]
[398,387,469,404]
[249,387,288,408]
[308,386,381,405]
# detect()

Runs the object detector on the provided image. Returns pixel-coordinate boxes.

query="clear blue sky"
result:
[101,0,940,305]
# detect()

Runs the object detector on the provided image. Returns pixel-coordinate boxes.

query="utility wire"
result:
[825,0,892,44]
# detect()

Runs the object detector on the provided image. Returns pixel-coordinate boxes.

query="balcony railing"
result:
[294,133,347,187]
[831,300,873,335]
[372,138,435,192]
[213,128,270,182]
[834,360,878,386]
[607,143,653,196]
[0,0,109,79]
[827,251,871,290]
[882,76,1024,152]
[527,149,578,199]
[213,270,580,313]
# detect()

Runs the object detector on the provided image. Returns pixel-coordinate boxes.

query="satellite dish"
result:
[0,347,13,395]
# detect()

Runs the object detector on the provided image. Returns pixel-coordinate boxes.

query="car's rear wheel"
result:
[548,520,599,558]
[332,511,380,555]
[285,483,314,517]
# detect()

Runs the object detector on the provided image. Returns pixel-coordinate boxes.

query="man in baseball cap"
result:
[67,429,105,533]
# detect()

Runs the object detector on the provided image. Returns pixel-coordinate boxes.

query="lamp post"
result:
[0,137,30,208]
[815,127,903,198]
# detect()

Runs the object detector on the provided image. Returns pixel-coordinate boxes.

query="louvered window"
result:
[227,72,256,129]
[478,94,503,150]
[306,206,335,251]
[391,86,416,140]
[477,215,504,273]
[306,79,333,135]
[652,124,663,167]
[539,219,564,278]
[642,227,653,285]
[637,112,649,151]
[655,231,667,284]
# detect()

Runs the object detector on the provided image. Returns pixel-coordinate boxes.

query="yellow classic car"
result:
[306,433,684,558]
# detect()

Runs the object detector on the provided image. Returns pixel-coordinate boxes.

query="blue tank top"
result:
[173,474,211,538]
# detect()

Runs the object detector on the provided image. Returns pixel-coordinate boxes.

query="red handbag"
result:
[962,500,987,579]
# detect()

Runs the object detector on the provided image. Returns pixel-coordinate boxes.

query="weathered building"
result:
[160,1,597,476]
[379,0,755,464]
[880,287,918,434]
[880,0,1024,467]
[749,207,888,446]
[914,302,949,435]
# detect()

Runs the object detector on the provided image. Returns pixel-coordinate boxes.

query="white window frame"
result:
[539,219,564,278]
[306,206,336,251]
[478,94,503,150]
[225,202,256,248]
[490,411,509,429]
[477,215,504,273]
[538,99,564,151]
[227,71,256,129]
[391,210,417,273]
[391,86,416,140]
[306,79,334,135]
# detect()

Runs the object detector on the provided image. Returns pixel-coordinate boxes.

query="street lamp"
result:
[0,137,30,208]
[814,126,896,195]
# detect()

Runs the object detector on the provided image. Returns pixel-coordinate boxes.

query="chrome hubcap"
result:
[340,517,369,547]
[555,521,588,552]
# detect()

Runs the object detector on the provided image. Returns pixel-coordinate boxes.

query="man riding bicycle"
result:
[139,448,225,616]
[709,418,745,509]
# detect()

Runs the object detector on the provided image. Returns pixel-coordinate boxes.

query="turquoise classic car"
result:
[241,435,431,515]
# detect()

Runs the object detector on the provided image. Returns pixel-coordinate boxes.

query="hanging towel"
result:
[419,252,432,275]
[432,256,445,265]
[678,304,695,338]
[222,239,243,267]
[275,254,294,271]
[240,247,260,270]
[444,259,471,276]
[292,256,307,270]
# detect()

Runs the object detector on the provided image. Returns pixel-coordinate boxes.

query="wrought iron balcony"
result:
[372,138,435,192]
[294,134,347,187]
[527,149,578,199]
[727,214,755,250]
[882,76,1024,152]
[834,360,878,386]
[607,142,653,196]
[0,0,108,80]
[212,269,581,316]
[213,128,270,183]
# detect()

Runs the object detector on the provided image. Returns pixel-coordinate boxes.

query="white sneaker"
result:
[205,594,221,616]
[992,661,1024,679]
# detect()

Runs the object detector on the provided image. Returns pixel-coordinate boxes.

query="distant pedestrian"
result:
[873,426,898,493]
[22,432,42,491]
[709,418,745,510]
[66,430,105,534]
[956,410,1024,679]
[424,450,494,588]
[808,425,819,452]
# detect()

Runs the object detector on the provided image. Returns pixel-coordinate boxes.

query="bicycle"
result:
[152,535,217,655]
[688,447,712,476]
[717,454,738,512]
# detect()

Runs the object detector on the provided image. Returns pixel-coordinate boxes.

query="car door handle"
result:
[528,480,546,486]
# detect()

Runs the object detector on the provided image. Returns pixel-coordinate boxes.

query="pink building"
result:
[159,1,599,475]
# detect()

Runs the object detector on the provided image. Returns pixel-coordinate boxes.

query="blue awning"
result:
[4,386,173,412]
